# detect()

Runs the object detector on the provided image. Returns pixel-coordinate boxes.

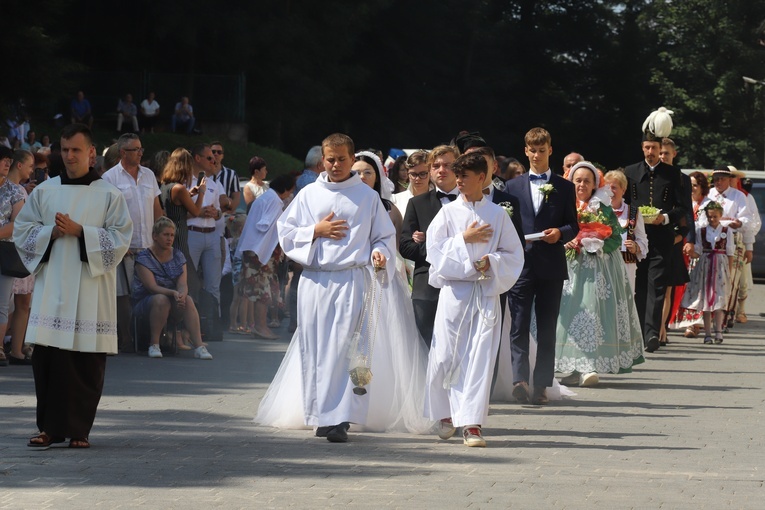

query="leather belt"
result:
[188,226,215,233]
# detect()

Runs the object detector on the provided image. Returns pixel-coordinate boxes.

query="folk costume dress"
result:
[255,171,434,434]
[13,169,132,440]
[681,224,734,313]
[424,196,524,427]
[555,198,645,375]
[670,197,711,329]
[611,200,648,292]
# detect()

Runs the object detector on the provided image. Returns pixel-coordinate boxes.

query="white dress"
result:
[424,196,524,427]
[256,171,433,432]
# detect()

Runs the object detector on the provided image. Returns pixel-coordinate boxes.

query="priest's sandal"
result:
[28,432,65,447]
[69,438,90,449]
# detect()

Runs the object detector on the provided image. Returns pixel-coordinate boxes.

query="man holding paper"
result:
[504,127,578,405]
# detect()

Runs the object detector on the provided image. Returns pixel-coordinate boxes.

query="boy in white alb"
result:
[424,153,524,447]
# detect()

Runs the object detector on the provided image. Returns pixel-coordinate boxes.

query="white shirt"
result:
[612,201,649,261]
[187,175,224,229]
[140,99,160,116]
[708,186,751,233]
[743,193,761,250]
[102,163,160,249]
[529,169,551,214]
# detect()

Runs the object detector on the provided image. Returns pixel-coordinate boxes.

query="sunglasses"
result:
[123,147,145,153]
[212,150,224,155]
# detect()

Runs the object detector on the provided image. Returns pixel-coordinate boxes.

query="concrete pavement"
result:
[1,286,764,509]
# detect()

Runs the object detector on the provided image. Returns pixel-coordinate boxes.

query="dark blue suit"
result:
[504,172,578,388]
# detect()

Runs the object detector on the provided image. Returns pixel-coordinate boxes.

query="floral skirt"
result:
[681,252,730,313]
[242,247,284,305]
[556,250,645,375]
[13,274,34,295]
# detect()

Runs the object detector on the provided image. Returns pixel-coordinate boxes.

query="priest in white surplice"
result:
[275,133,395,443]
[424,153,523,447]
[14,124,132,449]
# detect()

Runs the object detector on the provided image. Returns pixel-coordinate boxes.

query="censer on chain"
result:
[348,262,384,395]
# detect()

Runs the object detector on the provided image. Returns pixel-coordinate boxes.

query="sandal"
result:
[0,352,7,367]
[268,319,281,328]
[69,438,90,449]
[252,328,280,340]
[28,432,66,447]
[714,331,723,344]
[703,336,713,345]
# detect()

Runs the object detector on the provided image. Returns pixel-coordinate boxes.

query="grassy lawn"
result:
[31,121,303,179]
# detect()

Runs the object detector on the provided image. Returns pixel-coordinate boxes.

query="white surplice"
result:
[235,188,283,262]
[273,171,396,428]
[424,196,524,427]
[12,177,132,354]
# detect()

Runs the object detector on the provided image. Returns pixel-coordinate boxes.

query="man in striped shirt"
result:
[211,141,241,214]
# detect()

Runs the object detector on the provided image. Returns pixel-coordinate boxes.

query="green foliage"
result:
[6,0,765,169]
[137,134,304,178]
[643,0,765,168]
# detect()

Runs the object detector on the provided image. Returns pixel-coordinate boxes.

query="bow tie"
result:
[529,173,548,182]
[436,191,457,202]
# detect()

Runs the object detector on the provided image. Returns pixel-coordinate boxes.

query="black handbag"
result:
[0,241,30,278]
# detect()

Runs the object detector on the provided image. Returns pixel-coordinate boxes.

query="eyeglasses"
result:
[212,150,224,155]
[407,171,429,180]
[124,147,144,153]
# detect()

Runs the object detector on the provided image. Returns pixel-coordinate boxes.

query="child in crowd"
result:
[681,201,734,344]
[424,153,523,447]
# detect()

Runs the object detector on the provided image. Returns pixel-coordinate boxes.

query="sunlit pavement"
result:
[2,285,765,509]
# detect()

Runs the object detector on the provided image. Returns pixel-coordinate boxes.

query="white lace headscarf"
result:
[568,161,612,210]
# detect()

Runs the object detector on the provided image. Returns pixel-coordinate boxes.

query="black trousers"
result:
[635,247,670,343]
[412,298,438,349]
[508,276,564,388]
[32,345,106,439]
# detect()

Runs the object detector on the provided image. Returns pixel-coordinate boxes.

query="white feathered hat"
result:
[642,106,674,142]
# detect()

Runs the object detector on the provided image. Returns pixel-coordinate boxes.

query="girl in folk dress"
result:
[671,171,711,337]
[681,201,734,344]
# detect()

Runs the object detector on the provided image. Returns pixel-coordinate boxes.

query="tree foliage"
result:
[5,0,765,168]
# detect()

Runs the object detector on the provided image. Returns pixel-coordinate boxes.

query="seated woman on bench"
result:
[132,217,213,360]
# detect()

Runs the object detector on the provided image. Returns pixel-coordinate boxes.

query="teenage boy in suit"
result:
[505,128,578,404]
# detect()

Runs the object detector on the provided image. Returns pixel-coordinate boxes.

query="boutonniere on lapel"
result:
[539,183,556,203]
[498,202,514,217]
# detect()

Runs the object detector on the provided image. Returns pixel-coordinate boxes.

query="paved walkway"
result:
[2,285,765,509]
